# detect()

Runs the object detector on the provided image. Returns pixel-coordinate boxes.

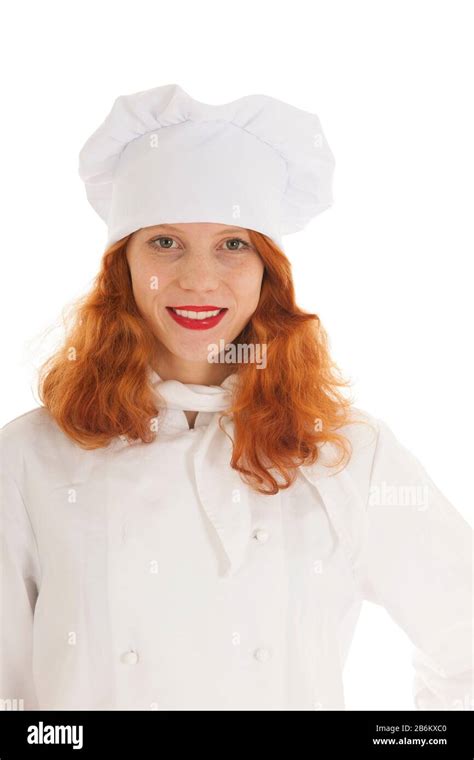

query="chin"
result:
[170,348,217,363]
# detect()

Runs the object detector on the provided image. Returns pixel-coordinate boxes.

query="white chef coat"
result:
[1,369,472,711]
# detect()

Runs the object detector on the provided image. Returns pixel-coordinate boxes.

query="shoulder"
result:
[301,405,382,493]
[328,405,424,494]
[333,406,380,479]
[1,406,58,444]
[0,406,73,468]
[337,405,380,447]
[336,405,414,462]
[300,406,392,487]
[336,406,447,503]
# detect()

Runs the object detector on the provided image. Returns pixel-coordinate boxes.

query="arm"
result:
[357,418,473,710]
[0,433,41,710]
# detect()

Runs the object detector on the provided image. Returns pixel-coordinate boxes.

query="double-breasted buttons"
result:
[253,528,269,543]
[253,647,271,663]
[121,649,139,665]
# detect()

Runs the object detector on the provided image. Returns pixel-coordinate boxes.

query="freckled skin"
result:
[126,222,264,426]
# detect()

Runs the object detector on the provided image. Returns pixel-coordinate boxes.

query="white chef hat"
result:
[78,83,335,249]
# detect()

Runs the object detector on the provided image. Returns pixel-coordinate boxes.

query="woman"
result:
[0,84,472,711]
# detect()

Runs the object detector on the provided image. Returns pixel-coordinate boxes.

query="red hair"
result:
[38,230,356,495]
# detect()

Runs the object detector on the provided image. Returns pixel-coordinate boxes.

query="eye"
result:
[146,235,251,253]
[222,237,251,251]
[148,236,180,250]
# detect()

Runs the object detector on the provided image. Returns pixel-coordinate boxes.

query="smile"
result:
[166,306,228,330]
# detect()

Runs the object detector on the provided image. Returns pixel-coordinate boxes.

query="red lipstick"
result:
[166,305,228,330]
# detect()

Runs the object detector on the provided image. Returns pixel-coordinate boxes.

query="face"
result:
[125,222,265,382]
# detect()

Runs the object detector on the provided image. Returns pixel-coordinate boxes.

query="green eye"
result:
[147,236,251,253]
[150,236,177,249]
[224,238,250,251]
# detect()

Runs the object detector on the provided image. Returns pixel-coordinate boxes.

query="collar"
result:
[148,367,238,413]
[148,367,251,577]
[146,367,363,578]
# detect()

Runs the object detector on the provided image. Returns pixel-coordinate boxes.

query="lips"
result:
[166,306,228,331]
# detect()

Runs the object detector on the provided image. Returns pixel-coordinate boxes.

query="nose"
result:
[177,251,220,291]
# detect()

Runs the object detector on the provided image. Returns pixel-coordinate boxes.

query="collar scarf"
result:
[148,368,238,412]
[140,367,355,580]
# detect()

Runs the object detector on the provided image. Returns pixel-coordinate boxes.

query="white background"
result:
[1,0,472,710]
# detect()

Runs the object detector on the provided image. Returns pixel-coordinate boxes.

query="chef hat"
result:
[78,83,335,249]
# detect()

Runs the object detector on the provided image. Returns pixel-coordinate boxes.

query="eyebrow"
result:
[147,224,249,237]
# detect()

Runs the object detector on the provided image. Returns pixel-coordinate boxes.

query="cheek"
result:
[235,265,264,311]
[131,275,152,309]
[130,262,167,307]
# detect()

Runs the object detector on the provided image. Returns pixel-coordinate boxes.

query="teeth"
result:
[171,308,223,320]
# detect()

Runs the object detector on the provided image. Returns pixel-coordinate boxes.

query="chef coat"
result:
[0,369,472,711]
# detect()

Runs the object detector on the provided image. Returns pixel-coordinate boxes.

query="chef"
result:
[0,84,472,711]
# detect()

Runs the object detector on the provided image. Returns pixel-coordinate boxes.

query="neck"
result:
[184,410,198,429]
[152,352,237,386]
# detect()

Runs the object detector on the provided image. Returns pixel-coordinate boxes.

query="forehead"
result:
[138,222,250,237]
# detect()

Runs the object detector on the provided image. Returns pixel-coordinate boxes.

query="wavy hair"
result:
[38,230,357,495]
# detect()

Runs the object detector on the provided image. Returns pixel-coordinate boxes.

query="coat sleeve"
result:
[0,426,41,710]
[356,417,473,710]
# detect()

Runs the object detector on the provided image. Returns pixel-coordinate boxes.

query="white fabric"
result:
[0,373,472,711]
[78,84,335,248]
[151,369,238,412]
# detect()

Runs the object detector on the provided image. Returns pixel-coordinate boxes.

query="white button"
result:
[253,528,269,543]
[254,647,271,663]
[121,650,139,665]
